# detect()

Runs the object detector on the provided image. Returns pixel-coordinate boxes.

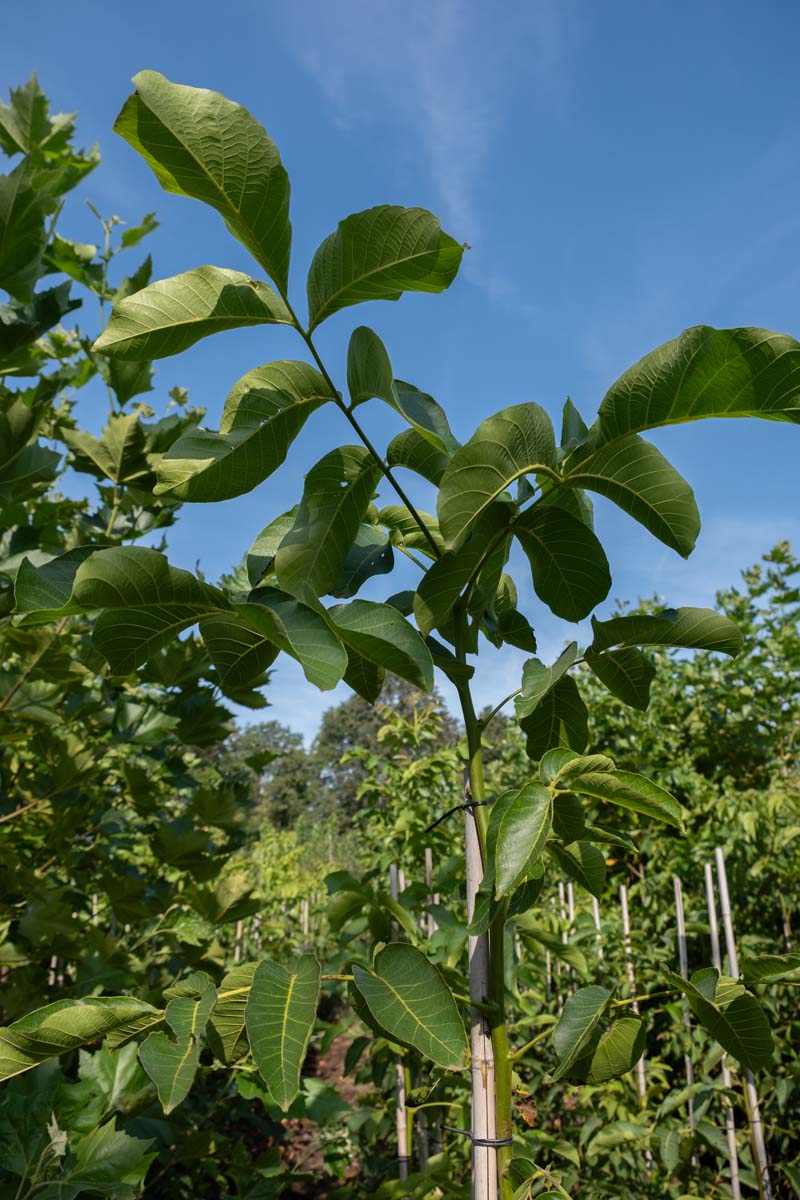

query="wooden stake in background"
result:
[714,848,773,1200]
[389,863,411,1182]
[672,876,696,1129]
[620,884,647,1103]
[704,862,741,1200]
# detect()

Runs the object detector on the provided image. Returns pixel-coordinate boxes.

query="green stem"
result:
[508,1024,555,1064]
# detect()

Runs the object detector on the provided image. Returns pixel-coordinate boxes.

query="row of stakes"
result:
[384,844,774,1199]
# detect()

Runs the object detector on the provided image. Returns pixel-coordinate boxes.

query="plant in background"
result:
[4,70,800,1199]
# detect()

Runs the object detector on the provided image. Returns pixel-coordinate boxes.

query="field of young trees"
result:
[1,74,798,1200]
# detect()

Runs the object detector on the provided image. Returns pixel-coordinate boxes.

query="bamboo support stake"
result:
[672,876,696,1129]
[715,848,772,1200]
[620,885,647,1102]
[390,863,411,1182]
[591,895,604,961]
[301,897,309,940]
[234,920,243,965]
[425,846,438,936]
[704,862,741,1200]
[465,805,498,1200]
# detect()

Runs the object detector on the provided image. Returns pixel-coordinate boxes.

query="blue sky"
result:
[4,1,800,738]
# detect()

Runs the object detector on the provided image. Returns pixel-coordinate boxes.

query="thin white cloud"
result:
[276,0,580,248]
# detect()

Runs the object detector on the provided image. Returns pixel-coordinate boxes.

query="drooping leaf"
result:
[551,986,611,1079]
[662,967,774,1071]
[585,1017,646,1084]
[387,427,450,485]
[329,599,434,691]
[514,504,611,621]
[588,607,743,657]
[343,646,385,703]
[551,793,586,843]
[332,524,395,597]
[200,613,278,687]
[352,943,467,1068]
[115,70,292,293]
[307,205,463,330]
[0,165,50,300]
[740,952,800,983]
[591,325,800,446]
[585,646,656,711]
[516,923,589,977]
[0,997,161,1081]
[275,446,382,599]
[379,505,444,557]
[139,971,217,1113]
[563,767,686,829]
[0,282,80,360]
[71,547,231,673]
[245,955,320,1110]
[13,546,98,625]
[563,435,700,557]
[155,361,332,501]
[494,782,552,898]
[438,403,557,548]
[94,266,292,361]
[515,643,578,720]
[549,841,606,899]
[519,676,588,760]
[414,503,511,636]
[241,587,347,690]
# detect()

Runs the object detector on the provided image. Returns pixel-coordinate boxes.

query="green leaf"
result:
[333,524,395,598]
[72,547,231,674]
[515,643,578,720]
[576,1017,646,1084]
[387,427,450,485]
[551,986,611,1079]
[414,503,511,636]
[0,282,79,360]
[549,841,606,898]
[200,613,277,687]
[551,793,586,843]
[154,361,332,501]
[115,70,292,293]
[14,546,97,624]
[591,325,800,446]
[561,397,589,451]
[121,211,159,250]
[347,325,394,406]
[514,504,611,621]
[329,599,434,691]
[0,165,49,300]
[519,676,588,760]
[246,506,298,587]
[438,403,557,548]
[741,952,800,983]
[588,607,743,657]
[307,205,463,330]
[352,943,467,1068]
[52,1120,156,1199]
[564,767,685,829]
[662,967,774,1071]
[245,955,320,1110]
[241,587,347,690]
[139,971,217,1113]
[495,782,552,898]
[517,924,589,977]
[94,266,292,361]
[275,446,382,599]
[343,647,385,703]
[585,647,656,711]
[563,435,700,558]
[0,996,162,1082]
[379,505,443,557]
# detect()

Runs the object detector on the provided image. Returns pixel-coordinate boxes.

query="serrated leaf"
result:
[115,70,292,293]
[591,325,800,446]
[514,504,611,621]
[351,943,466,1068]
[245,955,320,1110]
[0,165,49,300]
[241,587,347,690]
[585,646,655,711]
[139,971,217,1112]
[275,446,382,599]
[564,768,685,829]
[563,434,700,557]
[329,599,433,691]
[549,841,606,898]
[589,606,743,657]
[307,205,463,330]
[438,403,557,548]
[495,782,552,898]
[0,996,161,1081]
[551,986,611,1079]
[155,361,331,501]
[94,266,292,361]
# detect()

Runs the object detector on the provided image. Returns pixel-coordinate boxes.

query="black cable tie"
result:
[442,1125,514,1147]
[396,1155,411,1162]
[424,799,486,834]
